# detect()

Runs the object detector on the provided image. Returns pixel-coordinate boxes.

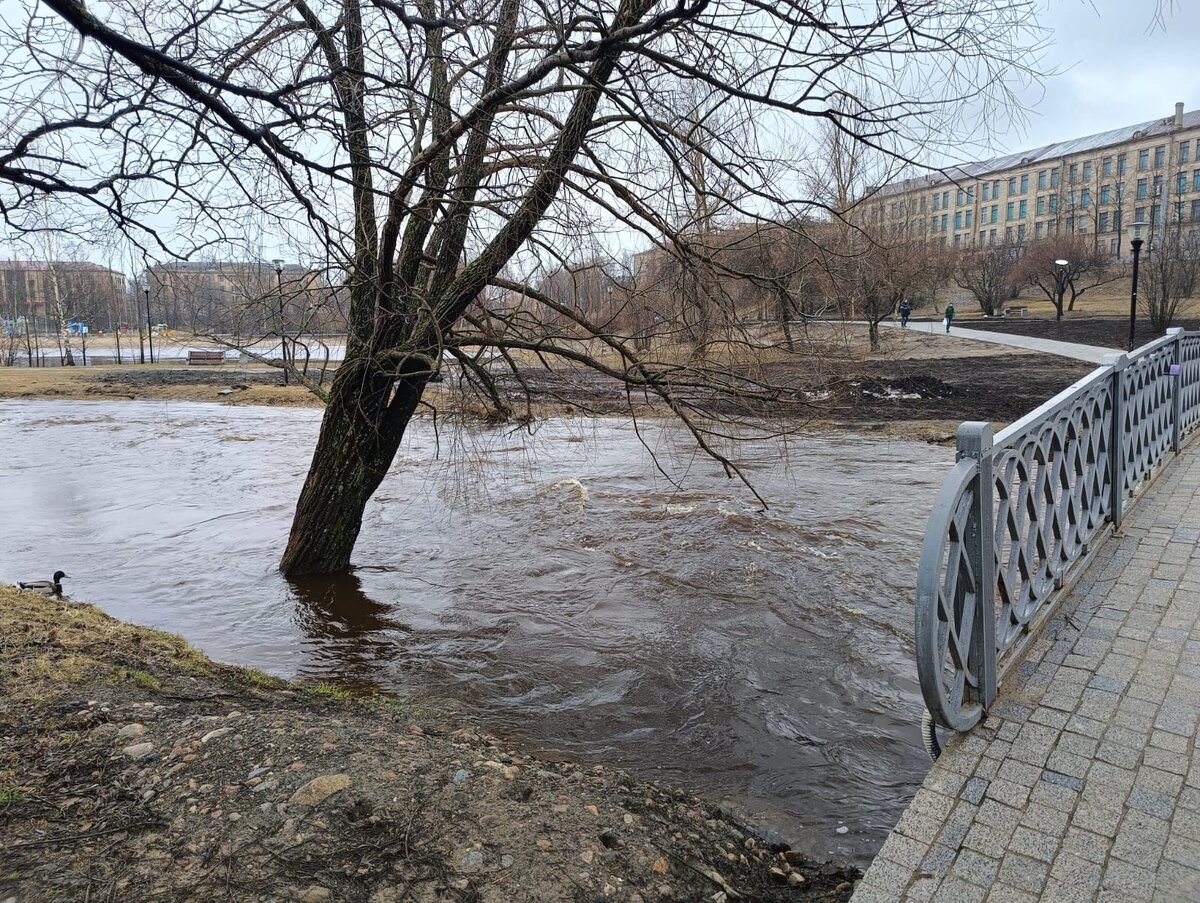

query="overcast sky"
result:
[980,0,1200,160]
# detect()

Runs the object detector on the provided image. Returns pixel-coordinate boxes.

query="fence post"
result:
[958,421,997,710]
[1105,353,1128,529]
[1168,327,1184,453]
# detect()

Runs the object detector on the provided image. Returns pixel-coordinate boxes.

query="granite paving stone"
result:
[853,452,1200,902]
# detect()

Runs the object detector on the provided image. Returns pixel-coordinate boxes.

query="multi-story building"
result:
[864,102,1200,257]
[0,260,125,325]
[146,260,333,333]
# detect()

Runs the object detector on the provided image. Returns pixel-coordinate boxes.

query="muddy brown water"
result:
[0,400,954,865]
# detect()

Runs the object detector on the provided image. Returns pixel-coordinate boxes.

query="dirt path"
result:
[950,315,1200,350]
[0,586,859,903]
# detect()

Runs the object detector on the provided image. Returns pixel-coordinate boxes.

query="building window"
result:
[953,234,961,247]
[1101,185,1111,204]
[1069,163,1078,183]
[1017,224,1026,242]
[1117,154,1127,176]
[1153,174,1163,196]
[1111,237,1120,254]
[1020,174,1029,194]
[1050,169,1060,188]
[1005,226,1014,241]
[1136,205,1146,222]
[1192,199,1200,221]
[1194,170,1200,192]
[1035,221,1044,239]
[982,183,990,201]
[1139,149,1150,171]
[1151,204,1161,223]
[1083,162,1093,181]
[992,204,999,223]
[954,211,962,229]
[1049,195,1059,213]
[956,188,965,206]
[1037,196,1046,215]
[1081,189,1091,208]
[1155,145,1166,168]
[992,180,1000,197]
[967,186,975,202]
[1099,212,1110,232]
[1137,178,1149,200]
[979,230,987,245]
[966,210,973,227]
[1019,199,1028,218]
[1103,156,1113,177]
[1067,216,1075,233]
[988,229,996,245]
[942,213,949,231]
[1114,210,1122,232]
[1007,177,1016,196]
[1180,172,1189,195]
[1006,202,1015,220]
[933,193,941,211]
[1037,170,1047,189]
[1047,220,1057,236]
[1181,140,1191,164]
[942,190,950,208]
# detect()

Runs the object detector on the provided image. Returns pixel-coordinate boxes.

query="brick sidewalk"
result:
[853,452,1200,903]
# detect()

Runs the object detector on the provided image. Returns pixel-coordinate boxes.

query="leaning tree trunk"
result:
[280,352,428,575]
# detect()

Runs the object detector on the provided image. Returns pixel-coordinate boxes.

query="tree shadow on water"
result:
[286,571,411,687]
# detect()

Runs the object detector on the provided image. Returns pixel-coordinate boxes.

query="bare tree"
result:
[1013,235,1119,319]
[830,232,947,351]
[955,242,1024,317]
[1140,230,1200,333]
[1,0,1043,574]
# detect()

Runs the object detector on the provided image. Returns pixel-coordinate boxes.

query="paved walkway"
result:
[880,320,1114,364]
[853,451,1200,903]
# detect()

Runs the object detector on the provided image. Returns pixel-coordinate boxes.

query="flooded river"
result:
[0,400,953,864]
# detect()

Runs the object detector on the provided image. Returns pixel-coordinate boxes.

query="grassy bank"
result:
[0,585,859,902]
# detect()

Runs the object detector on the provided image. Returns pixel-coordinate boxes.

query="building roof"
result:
[150,260,311,274]
[875,107,1200,199]
[0,260,122,274]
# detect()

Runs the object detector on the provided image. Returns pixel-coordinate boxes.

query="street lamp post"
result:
[1129,220,1149,351]
[144,285,154,364]
[136,281,146,364]
[273,259,287,386]
[1053,258,1069,322]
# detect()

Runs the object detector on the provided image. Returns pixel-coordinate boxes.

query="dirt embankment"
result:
[955,315,1200,350]
[0,586,859,903]
[0,329,1096,444]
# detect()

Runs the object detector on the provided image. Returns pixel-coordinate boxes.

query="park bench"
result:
[187,349,226,365]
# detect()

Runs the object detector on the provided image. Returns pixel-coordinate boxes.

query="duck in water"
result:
[19,571,70,596]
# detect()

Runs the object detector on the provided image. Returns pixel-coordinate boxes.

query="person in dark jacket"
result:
[944,303,955,333]
[899,299,912,328]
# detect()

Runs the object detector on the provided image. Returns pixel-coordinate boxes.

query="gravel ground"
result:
[0,586,860,903]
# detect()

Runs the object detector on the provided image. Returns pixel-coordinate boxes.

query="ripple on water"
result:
[0,399,954,865]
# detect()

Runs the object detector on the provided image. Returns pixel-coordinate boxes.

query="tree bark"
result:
[280,352,427,575]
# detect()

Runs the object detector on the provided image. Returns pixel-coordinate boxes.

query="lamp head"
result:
[1131,220,1150,244]
[272,258,284,275]
[1054,258,1069,268]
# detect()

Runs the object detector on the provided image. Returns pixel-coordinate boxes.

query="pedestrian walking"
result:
[944,303,955,334]
[899,299,912,328]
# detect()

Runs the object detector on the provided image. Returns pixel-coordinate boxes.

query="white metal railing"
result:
[916,327,1200,732]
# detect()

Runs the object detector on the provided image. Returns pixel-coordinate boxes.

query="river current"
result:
[0,400,953,864]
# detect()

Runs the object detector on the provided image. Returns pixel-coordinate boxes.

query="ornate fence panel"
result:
[1181,335,1200,432]
[1120,338,1175,497]
[917,328,1200,732]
